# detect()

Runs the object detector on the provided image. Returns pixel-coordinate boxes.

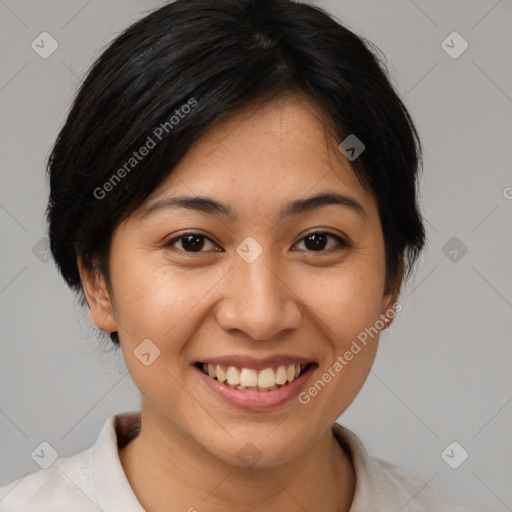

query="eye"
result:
[166,232,220,253]
[293,231,350,252]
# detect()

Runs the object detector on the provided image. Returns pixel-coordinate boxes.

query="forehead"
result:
[137,93,378,223]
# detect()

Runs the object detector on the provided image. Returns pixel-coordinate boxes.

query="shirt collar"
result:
[88,411,145,512]
[332,423,397,510]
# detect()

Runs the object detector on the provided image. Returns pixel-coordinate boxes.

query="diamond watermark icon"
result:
[441,441,469,469]
[31,32,59,59]
[237,442,262,467]
[442,236,468,263]
[338,134,365,161]
[31,441,58,469]
[32,236,51,263]
[134,338,161,366]
[441,31,468,59]
[236,236,263,264]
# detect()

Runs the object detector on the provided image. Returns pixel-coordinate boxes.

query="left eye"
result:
[294,232,349,252]
[166,231,349,254]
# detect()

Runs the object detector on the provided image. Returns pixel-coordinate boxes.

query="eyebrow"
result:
[141,191,368,222]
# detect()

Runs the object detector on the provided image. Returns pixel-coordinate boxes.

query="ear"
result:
[77,256,118,333]
[380,256,404,328]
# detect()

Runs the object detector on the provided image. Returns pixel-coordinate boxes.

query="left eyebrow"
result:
[283,192,368,221]
[141,191,368,222]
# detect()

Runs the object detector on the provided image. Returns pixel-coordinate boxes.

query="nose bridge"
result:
[215,241,302,340]
[239,248,282,309]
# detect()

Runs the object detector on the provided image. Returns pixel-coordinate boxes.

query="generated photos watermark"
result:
[93,97,198,200]
[298,302,402,405]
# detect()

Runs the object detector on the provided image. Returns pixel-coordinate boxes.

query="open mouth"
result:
[194,362,313,392]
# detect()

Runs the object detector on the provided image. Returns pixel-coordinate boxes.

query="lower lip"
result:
[193,364,316,411]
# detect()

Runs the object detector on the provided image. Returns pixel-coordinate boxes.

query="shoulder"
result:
[370,456,473,511]
[332,423,476,512]
[0,449,98,511]
[0,411,142,512]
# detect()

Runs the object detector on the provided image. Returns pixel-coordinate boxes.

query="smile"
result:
[195,362,310,391]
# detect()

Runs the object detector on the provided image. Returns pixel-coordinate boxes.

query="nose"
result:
[214,249,303,341]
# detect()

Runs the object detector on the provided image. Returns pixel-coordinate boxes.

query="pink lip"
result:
[193,363,317,411]
[195,354,315,371]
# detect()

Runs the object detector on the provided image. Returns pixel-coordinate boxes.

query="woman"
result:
[0,0,475,510]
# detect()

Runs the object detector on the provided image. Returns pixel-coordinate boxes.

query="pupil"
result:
[183,235,204,252]
[305,233,327,251]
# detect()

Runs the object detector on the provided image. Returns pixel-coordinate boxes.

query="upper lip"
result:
[194,354,316,371]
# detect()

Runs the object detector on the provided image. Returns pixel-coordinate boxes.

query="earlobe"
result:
[380,291,399,329]
[380,258,404,329]
[77,257,118,333]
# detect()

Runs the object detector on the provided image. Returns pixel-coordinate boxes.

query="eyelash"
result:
[165,231,351,254]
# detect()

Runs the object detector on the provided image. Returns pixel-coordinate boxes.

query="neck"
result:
[119,404,355,512]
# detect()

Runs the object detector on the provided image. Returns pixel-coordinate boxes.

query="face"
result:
[80,93,398,468]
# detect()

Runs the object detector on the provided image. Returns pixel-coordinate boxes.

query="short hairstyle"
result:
[46,0,426,345]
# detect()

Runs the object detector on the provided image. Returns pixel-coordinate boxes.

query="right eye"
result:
[165,232,221,253]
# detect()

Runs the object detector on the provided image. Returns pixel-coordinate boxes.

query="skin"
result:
[79,92,401,512]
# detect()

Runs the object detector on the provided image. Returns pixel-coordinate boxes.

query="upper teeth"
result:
[202,363,305,389]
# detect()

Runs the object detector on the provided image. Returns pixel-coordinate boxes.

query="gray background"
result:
[1,0,511,510]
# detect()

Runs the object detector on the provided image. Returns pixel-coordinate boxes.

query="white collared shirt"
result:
[0,411,473,511]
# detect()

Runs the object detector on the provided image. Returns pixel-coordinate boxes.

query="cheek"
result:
[299,257,386,342]
[296,267,384,419]
[108,249,224,346]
